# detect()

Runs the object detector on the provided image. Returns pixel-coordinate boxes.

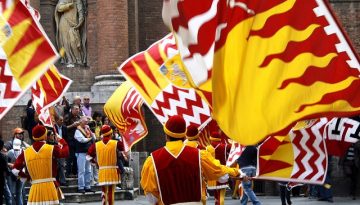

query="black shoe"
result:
[78,189,85,194]
[85,188,95,192]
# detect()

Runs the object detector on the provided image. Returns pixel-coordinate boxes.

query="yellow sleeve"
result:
[205,145,215,157]
[140,156,160,199]
[200,150,239,181]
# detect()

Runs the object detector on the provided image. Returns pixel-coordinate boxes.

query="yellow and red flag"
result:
[257,118,328,184]
[31,65,72,127]
[104,81,148,152]
[163,0,360,145]
[119,34,212,128]
[0,0,59,120]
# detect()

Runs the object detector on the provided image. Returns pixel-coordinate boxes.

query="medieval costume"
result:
[12,125,69,205]
[206,132,231,205]
[87,125,124,205]
[141,115,240,205]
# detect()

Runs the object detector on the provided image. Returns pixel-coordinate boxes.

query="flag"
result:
[37,108,54,127]
[31,65,72,126]
[0,13,11,45]
[104,81,148,152]
[163,0,360,145]
[324,117,360,156]
[226,142,244,166]
[0,0,59,120]
[257,118,328,184]
[119,34,212,128]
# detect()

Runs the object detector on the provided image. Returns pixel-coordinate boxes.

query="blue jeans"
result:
[76,153,91,190]
[57,158,67,184]
[241,166,261,205]
[7,175,25,205]
[3,178,12,205]
[318,174,333,200]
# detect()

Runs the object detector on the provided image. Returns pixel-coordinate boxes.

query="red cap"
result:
[32,125,47,141]
[186,124,199,140]
[101,125,113,137]
[164,115,186,138]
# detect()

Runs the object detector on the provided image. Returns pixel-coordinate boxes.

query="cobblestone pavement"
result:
[67,195,360,204]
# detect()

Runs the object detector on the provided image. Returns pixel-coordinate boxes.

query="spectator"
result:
[4,128,30,151]
[25,100,38,142]
[54,116,68,186]
[237,146,261,205]
[53,96,68,119]
[64,95,84,116]
[73,96,84,116]
[308,184,318,199]
[74,116,95,193]
[279,182,292,205]
[7,139,25,205]
[81,96,92,117]
[340,142,360,200]
[64,104,81,177]
[102,116,110,126]
[92,112,103,140]
[1,139,12,205]
[111,125,122,142]
[317,156,334,203]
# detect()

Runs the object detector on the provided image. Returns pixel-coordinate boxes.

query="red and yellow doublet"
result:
[152,145,202,204]
[24,144,59,205]
[141,141,238,205]
[96,139,121,185]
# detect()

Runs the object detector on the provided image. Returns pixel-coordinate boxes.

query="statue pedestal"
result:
[91,74,125,93]
[88,74,126,103]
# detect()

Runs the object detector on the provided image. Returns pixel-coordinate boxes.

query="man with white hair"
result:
[74,116,95,193]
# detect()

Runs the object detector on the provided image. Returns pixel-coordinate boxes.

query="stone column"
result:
[97,0,128,74]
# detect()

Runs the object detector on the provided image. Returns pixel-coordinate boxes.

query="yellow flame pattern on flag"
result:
[213,0,360,145]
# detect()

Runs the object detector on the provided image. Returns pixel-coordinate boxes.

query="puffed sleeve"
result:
[200,150,239,181]
[140,156,161,204]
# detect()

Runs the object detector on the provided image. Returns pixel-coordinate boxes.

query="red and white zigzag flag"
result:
[257,118,328,184]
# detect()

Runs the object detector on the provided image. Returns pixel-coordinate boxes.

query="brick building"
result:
[0,0,359,196]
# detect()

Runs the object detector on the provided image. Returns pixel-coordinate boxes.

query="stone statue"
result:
[55,0,87,67]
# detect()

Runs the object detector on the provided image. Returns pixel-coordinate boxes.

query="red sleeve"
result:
[117,140,124,152]
[87,143,96,158]
[13,152,25,171]
[53,138,69,158]
[12,152,29,178]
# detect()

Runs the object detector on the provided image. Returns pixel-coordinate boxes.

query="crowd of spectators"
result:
[0,95,128,204]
